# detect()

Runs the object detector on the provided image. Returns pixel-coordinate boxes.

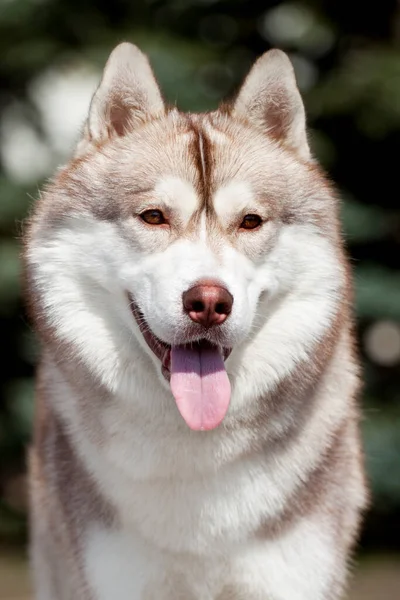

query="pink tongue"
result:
[170,345,231,431]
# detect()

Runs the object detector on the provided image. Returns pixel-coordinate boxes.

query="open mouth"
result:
[128,294,232,431]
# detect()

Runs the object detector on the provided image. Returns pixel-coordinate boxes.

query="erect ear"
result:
[232,49,310,160]
[77,43,164,153]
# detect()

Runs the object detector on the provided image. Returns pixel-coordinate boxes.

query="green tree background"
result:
[0,0,399,555]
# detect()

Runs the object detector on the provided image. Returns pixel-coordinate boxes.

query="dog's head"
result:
[25,44,346,430]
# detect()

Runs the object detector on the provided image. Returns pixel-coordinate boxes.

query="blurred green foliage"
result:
[0,0,399,551]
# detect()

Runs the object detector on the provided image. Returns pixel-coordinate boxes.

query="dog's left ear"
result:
[232,50,310,160]
[76,43,164,155]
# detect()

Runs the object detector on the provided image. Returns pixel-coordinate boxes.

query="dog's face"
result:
[26,44,345,430]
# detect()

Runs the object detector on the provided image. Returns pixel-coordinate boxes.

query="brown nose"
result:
[182,281,233,328]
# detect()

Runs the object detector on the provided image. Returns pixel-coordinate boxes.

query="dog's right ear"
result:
[76,43,164,155]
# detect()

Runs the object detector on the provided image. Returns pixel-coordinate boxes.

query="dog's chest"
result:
[83,525,229,600]
[97,444,281,555]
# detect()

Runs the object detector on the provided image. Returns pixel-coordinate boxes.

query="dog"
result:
[24,43,367,599]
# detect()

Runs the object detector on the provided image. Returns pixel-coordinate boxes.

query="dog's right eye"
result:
[140,209,166,225]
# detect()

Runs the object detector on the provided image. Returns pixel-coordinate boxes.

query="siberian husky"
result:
[24,43,367,599]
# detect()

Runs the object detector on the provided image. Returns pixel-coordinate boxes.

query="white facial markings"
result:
[213,180,256,224]
[226,225,346,413]
[198,211,208,244]
[153,175,199,224]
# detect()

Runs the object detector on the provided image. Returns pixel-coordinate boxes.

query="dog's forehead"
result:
[145,112,278,216]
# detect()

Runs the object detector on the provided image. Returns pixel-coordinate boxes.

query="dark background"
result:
[0,0,399,595]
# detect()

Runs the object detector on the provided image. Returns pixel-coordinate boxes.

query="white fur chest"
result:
[93,437,276,555]
[55,369,269,555]
[52,360,341,557]
[83,510,339,600]
[84,525,231,600]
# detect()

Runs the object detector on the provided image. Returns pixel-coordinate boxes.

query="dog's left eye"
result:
[239,214,262,230]
[140,209,166,225]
